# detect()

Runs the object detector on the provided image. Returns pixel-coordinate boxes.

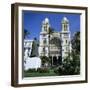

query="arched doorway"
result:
[53,56,58,66]
[57,56,62,65]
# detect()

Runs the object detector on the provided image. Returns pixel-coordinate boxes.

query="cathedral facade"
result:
[39,17,72,66]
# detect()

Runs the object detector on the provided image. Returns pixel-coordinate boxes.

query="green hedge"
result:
[25,68,36,73]
[25,68,50,73]
[37,68,50,73]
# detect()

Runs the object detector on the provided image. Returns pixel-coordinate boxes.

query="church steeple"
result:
[41,17,50,32]
[61,17,71,61]
[61,17,69,32]
[39,18,50,57]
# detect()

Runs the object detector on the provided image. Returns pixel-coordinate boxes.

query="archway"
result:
[53,56,58,66]
[57,56,62,65]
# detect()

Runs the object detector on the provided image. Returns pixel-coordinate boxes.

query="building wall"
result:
[24,40,33,58]
[24,39,39,58]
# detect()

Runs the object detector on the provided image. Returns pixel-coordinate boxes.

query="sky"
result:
[23,10,80,40]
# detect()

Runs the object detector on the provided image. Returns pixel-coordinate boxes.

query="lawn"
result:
[24,69,58,77]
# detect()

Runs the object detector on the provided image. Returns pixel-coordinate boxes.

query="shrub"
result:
[54,62,80,75]
[54,68,58,74]
[25,68,36,73]
[40,56,51,67]
[54,66,64,75]
[37,68,50,73]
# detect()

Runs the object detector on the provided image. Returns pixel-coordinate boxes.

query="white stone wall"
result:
[24,57,41,70]
[24,40,41,70]
[24,40,33,57]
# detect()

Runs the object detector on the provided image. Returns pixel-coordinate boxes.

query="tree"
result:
[71,31,80,74]
[71,31,80,54]
[54,31,80,75]
[40,56,51,67]
[65,31,80,74]
[24,29,30,39]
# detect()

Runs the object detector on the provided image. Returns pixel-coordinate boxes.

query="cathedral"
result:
[39,17,72,66]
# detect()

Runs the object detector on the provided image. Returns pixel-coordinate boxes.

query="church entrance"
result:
[53,56,57,66]
[57,56,62,65]
[49,56,62,67]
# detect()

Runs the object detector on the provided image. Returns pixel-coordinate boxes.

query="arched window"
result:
[44,26,47,31]
[66,47,68,51]
[64,24,67,31]
[43,39,47,44]
[42,47,46,53]
[66,40,67,44]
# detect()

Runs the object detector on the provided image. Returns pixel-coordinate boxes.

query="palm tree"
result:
[24,29,30,39]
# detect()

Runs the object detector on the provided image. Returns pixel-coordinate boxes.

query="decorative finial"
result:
[62,17,69,23]
[45,17,49,23]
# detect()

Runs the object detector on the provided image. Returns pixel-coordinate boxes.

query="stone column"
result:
[56,56,58,66]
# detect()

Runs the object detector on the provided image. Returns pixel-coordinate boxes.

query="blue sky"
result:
[23,10,80,40]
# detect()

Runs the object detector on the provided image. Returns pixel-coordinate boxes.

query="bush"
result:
[54,68,58,74]
[25,68,36,73]
[37,68,50,73]
[54,62,80,75]
[25,68,50,73]
[40,56,51,67]
[54,66,64,75]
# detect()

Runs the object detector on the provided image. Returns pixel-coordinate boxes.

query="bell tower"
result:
[61,17,71,60]
[39,18,50,56]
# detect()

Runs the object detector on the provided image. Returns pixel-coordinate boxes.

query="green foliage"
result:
[25,68,50,73]
[24,29,30,39]
[62,55,80,75]
[24,68,57,77]
[54,57,80,75]
[54,31,80,75]
[40,56,50,63]
[71,31,80,54]
[25,69,36,73]
[37,68,50,73]
[40,56,51,67]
